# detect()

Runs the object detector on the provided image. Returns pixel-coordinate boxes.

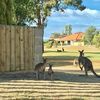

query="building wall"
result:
[73,41,84,46]
[64,41,84,46]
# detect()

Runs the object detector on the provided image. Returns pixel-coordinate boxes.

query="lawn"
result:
[0,45,100,100]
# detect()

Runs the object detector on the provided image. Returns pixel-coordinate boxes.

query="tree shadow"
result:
[53,71,100,83]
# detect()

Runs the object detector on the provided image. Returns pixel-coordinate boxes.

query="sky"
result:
[44,0,100,40]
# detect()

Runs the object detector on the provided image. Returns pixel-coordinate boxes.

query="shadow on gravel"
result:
[0,70,100,83]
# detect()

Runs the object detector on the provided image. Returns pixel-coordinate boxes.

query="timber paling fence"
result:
[0,25,43,72]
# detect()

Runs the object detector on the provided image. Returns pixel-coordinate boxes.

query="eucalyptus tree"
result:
[63,25,72,35]
[14,0,86,52]
[84,26,96,45]
[92,31,100,47]
[0,0,15,24]
[14,0,86,26]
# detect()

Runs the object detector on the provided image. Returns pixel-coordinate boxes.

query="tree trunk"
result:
[0,0,15,25]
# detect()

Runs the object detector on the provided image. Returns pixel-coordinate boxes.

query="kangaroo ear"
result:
[82,50,84,52]
[78,50,81,52]
[49,63,53,66]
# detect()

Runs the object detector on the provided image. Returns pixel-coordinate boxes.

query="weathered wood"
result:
[20,27,24,70]
[15,26,20,71]
[34,27,43,66]
[24,27,29,70]
[0,25,43,72]
[0,26,2,71]
[0,25,5,72]
[10,25,16,71]
[5,25,11,71]
[32,28,35,68]
[28,27,33,70]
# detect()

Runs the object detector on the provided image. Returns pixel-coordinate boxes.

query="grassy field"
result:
[0,46,100,100]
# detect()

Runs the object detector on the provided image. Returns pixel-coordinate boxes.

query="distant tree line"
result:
[84,26,100,48]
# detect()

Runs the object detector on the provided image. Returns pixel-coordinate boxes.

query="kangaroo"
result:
[34,58,47,79]
[78,50,84,70]
[57,49,62,52]
[62,48,64,52]
[57,48,64,52]
[78,50,100,78]
[48,64,54,80]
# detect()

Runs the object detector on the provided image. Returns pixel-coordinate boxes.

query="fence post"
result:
[34,27,43,67]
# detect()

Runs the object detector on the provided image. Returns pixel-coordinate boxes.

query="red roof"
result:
[60,32,84,41]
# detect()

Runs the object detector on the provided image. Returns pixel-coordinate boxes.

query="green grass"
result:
[43,50,100,61]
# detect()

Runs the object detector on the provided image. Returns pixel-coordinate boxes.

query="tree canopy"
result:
[0,0,15,24]
[92,31,100,48]
[84,26,96,45]
[63,25,72,35]
[14,0,86,26]
[0,0,86,25]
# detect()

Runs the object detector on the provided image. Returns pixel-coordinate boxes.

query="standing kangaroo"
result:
[34,58,47,79]
[48,64,54,80]
[78,50,100,78]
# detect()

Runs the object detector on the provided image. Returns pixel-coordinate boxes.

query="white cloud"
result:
[44,8,100,39]
[51,8,100,19]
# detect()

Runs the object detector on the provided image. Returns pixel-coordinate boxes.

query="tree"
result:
[15,0,86,26]
[84,26,96,45]
[14,0,86,52]
[0,0,15,24]
[0,0,86,52]
[63,25,72,35]
[49,32,61,48]
[51,32,61,38]
[92,31,100,48]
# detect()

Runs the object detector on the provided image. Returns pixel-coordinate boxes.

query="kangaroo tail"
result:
[91,69,100,78]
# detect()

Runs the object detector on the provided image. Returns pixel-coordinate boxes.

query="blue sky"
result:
[44,0,100,40]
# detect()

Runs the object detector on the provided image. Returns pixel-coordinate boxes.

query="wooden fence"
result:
[0,25,43,72]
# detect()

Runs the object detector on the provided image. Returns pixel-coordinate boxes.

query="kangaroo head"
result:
[49,64,53,68]
[43,58,47,63]
[78,50,84,57]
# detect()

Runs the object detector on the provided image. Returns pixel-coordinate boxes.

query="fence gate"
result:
[0,25,43,72]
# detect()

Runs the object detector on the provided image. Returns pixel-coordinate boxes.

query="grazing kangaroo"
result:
[62,48,64,52]
[48,64,54,80]
[57,49,62,52]
[78,50,100,77]
[57,48,64,52]
[34,58,47,79]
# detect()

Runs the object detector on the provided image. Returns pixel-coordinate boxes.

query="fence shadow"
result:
[0,70,100,83]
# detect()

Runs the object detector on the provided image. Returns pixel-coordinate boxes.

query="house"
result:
[60,32,84,46]
[50,32,84,46]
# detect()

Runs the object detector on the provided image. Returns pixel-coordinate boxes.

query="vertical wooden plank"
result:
[34,27,43,66]
[32,28,35,69]
[2,26,6,72]
[5,25,11,71]
[0,25,5,72]
[0,25,3,71]
[28,27,33,70]
[15,26,20,71]
[10,25,16,71]
[0,26,2,71]
[20,26,24,70]
[24,27,29,70]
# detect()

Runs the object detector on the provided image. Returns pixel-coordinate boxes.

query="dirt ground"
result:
[0,46,100,100]
[0,59,100,100]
